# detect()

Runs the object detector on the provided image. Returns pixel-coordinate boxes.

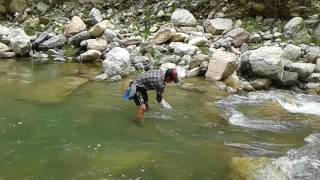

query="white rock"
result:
[170,9,197,27]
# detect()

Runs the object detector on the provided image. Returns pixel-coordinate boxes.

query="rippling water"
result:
[0,59,319,180]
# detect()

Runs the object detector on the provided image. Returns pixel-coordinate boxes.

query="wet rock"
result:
[64,16,87,38]
[281,71,299,86]
[0,52,16,58]
[39,34,67,50]
[153,23,176,45]
[251,78,272,90]
[206,51,238,81]
[89,8,103,25]
[33,31,50,49]
[103,47,130,77]
[94,73,108,81]
[204,18,233,35]
[248,47,284,80]
[80,39,107,51]
[170,9,196,27]
[303,73,320,83]
[68,31,91,46]
[283,44,302,62]
[47,49,65,62]
[187,67,200,77]
[225,28,249,47]
[8,28,31,56]
[170,42,197,56]
[224,72,242,91]
[289,63,315,78]
[79,50,102,62]
[188,36,209,47]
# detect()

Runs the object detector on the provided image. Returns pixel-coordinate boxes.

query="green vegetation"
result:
[199,46,210,55]
[242,17,263,33]
[64,45,77,58]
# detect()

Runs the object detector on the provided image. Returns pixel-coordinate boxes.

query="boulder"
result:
[250,78,272,90]
[9,0,27,13]
[206,51,238,81]
[64,16,87,37]
[283,17,311,44]
[303,73,320,83]
[305,46,320,63]
[0,52,16,58]
[187,67,200,77]
[170,9,197,27]
[89,20,110,37]
[170,42,197,56]
[281,71,299,86]
[153,23,176,45]
[0,2,6,15]
[102,29,119,42]
[80,39,107,51]
[89,8,103,25]
[204,18,233,35]
[68,31,91,46]
[8,28,31,56]
[225,28,249,47]
[38,34,66,50]
[248,47,284,80]
[33,31,50,49]
[283,44,302,61]
[171,32,189,42]
[79,50,102,62]
[103,47,130,76]
[289,63,315,78]
[120,36,142,46]
[188,36,209,47]
[0,42,8,49]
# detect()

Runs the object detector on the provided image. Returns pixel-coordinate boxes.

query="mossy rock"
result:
[0,0,6,15]
[9,0,27,14]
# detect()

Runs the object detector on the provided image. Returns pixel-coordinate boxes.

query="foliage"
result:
[242,17,263,33]
[199,46,210,55]
[64,45,77,58]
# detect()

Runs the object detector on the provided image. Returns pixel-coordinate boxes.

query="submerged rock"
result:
[18,76,88,103]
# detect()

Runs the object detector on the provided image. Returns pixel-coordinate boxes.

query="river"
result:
[0,59,319,180]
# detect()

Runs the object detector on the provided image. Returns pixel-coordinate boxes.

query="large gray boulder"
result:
[289,63,315,78]
[281,71,299,86]
[79,50,102,62]
[8,28,31,56]
[225,28,249,47]
[248,47,284,80]
[305,46,320,63]
[89,8,103,25]
[39,34,66,50]
[206,51,238,81]
[64,16,87,38]
[80,39,107,51]
[204,18,233,35]
[283,44,302,62]
[170,9,197,27]
[103,47,130,77]
[170,42,197,56]
[283,17,311,44]
[68,31,92,46]
[304,73,320,83]
[153,23,176,45]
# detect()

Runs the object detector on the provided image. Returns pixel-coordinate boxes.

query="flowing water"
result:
[0,59,319,180]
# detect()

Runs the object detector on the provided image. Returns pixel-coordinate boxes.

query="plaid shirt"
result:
[134,69,165,95]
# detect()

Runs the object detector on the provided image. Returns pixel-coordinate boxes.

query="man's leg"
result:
[133,90,147,120]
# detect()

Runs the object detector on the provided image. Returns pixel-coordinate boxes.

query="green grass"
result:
[64,45,77,58]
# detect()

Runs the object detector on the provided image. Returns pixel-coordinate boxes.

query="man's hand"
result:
[156,93,162,103]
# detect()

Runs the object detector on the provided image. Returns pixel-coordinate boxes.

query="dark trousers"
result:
[133,87,148,106]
